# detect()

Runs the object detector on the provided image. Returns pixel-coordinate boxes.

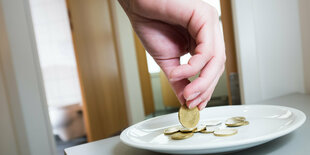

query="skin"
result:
[118,0,226,110]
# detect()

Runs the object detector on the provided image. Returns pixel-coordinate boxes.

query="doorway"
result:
[29,0,86,154]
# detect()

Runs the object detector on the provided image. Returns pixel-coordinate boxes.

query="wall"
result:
[299,0,310,94]
[232,0,305,104]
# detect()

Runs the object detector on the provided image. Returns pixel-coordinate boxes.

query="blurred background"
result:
[0,0,309,155]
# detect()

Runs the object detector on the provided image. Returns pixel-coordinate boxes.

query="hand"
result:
[119,0,226,110]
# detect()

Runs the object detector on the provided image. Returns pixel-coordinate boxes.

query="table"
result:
[65,93,310,155]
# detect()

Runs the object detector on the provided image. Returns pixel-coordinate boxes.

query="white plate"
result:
[120,105,306,154]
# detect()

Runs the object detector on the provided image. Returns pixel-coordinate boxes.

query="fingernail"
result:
[187,92,200,101]
[189,98,202,108]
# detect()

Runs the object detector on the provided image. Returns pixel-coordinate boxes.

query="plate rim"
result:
[120,105,306,151]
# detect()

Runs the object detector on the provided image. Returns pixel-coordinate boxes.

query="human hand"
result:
[119,0,226,110]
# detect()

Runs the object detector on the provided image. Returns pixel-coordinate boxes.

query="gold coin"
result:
[242,121,249,126]
[226,122,244,127]
[164,126,181,135]
[225,118,245,127]
[171,132,194,140]
[200,130,210,134]
[178,105,200,129]
[180,127,196,133]
[193,124,206,132]
[213,129,238,137]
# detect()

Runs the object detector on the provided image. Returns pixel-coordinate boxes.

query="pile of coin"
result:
[164,121,235,140]
[164,105,249,140]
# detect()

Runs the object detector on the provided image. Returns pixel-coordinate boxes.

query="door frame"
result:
[109,0,146,124]
[220,0,241,105]
[0,0,56,154]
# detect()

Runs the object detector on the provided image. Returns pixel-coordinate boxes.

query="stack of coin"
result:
[164,121,239,139]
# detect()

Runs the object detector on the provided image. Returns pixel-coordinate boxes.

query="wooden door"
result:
[67,0,128,141]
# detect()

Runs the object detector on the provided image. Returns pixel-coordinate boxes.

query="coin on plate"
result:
[213,128,238,137]
[171,132,194,140]
[231,116,246,121]
[180,127,196,133]
[242,121,249,126]
[225,118,245,127]
[178,105,200,129]
[164,126,181,135]
[193,124,206,132]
